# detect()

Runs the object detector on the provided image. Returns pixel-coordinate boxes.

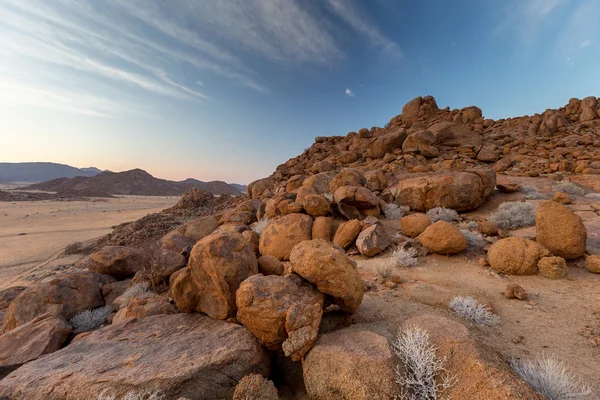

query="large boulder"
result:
[257,255,284,276]
[392,169,496,212]
[303,173,333,194]
[402,130,439,157]
[312,216,334,242]
[290,240,364,313]
[303,327,399,399]
[88,246,147,279]
[355,224,391,257]
[0,286,26,310]
[333,219,362,249]
[302,194,331,217]
[248,177,274,199]
[535,201,587,260]
[259,213,313,261]
[402,315,544,400]
[0,314,270,400]
[400,213,431,237]
[418,221,467,255]
[161,216,219,250]
[172,231,257,320]
[0,313,71,378]
[2,272,115,333]
[334,186,380,218]
[427,121,483,151]
[366,128,408,158]
[236,274,325,361]
[329,169,366,193]
[112,293,177,324]
[401,96,422,125]
[487,237,551,275]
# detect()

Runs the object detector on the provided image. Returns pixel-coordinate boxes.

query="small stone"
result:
[552,192,571,204]
[505,284,527,300]
[585,255,600,274]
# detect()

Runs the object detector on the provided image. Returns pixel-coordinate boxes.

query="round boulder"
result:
[302,194,331,217]
[333,219,362,249]
[88,246,147,280]
[418,221,467,255]
[259,214,313,261]
[488,237,551,275]
[535,201,586,260]
[537,256,568,280]
[400,213,431,237]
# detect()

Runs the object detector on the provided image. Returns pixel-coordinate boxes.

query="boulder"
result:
[290,240,364,313]
[504,284,528,300]
[355,224,391,257]
[174,231,258,319]
[248,177,274,199]
[236,274,325,361]
[242,229,260,253]
[537,256,568,279]
[101,279,131,307]
[259,213,313,261]
[88,246,147,279]
[0,314,270,400]
[333,219,362,249]
[392,169,496,212]
[403,315,544,400]
[163,216,219,247]
[112,293,177,324]
[427,121,483,151]
[535,201,586,260]
[0,286,26,310]
[586,255,600,273]
[418,221,467,255]
[303,173,333,194]
[334,186,380,217]
[312,216,334,241]
[303,327,399,399]
[401,96,422,125]
[2,272,115,333]
[329,169,366,193]
[402,130,438,157]
[302,194,331,217]
[233,374,279,400]
[366,129,408,158]
[257,255,284,276]
[0,313,71,378]
[487,237,551,275]
[400,213,431,237]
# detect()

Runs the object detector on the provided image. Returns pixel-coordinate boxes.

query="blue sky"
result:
[0,0,598,184]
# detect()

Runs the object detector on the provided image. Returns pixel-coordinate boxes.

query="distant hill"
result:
[0,162,102,183]
[26,168,244,197]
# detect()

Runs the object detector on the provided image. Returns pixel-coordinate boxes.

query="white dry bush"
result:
[251,218,270,236]
[553,181,586,196]
[460,229,485,252]
[70,305,113,332]
[98,389,165,400]
[426,207,459,223]
[584,192,600,200]
[323,192,334,202]
[449,296,500,326]
[392,326,456,400]
[458,220,478,230]
[374,263,395,279]
[511,355,592,400]
[383,203,410,220]
[489,201,536,230]
[520,186,547,200]
[393,247,418,268]
[119,282,151,305]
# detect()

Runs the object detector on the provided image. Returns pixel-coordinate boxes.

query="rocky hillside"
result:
[0,162,102,183]
[26,168,244,197]
[250,95,600,197]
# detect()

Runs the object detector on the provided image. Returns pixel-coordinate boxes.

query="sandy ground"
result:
[0,196,178,288]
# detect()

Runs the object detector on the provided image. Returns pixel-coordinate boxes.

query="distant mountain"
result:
[0,162,101,183]
[26,168,244,197]
[230,183,248,194]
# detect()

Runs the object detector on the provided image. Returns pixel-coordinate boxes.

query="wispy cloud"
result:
[554,0,599,57]
[345,88,354,97]
[327,0,401,58]
[580,39,592,48]
[494,0,564,45]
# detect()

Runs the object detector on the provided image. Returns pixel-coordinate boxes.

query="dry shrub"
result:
[489,201,535,230]
[449,296,500,326]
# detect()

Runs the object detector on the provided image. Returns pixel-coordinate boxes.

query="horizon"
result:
[1,0,599,184]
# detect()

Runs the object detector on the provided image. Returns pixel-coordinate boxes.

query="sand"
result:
[0,196,178,288]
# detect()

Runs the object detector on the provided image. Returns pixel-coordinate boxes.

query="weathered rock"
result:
[487,237,551,275]
[302,194,331,217]
[290,240,364,313]
[392,169,496,212]
[259,213,313,261]
[552,192,571,204]
[402,130,438,157]
[366,128,407,158]
[303,173,333,194]
[478,220,499,236]
[586,255,600,273]
[303,327,398,400]
[418,221,467,255]
[101,279,131,307]
[356,224,391,257]
[242,229,260,253]
[88,246,147,279]
[248,177,274,199]
[236,274,325,361]
[2,272,115,333]
[257,255,284,276]
[233,374,279,400]
[0,314,270,400]
[505,284,528,300]
[334,185,380,217]
[535,201,587,260]
[537,256,568,279]
[401,96,422,125]
[173,215,219,243]
[400,213,431,237]
[0,313,71,378]
[427,121,483,151]
[174,231,258,319]
[333,219,362,249]
[403,315,544,400]
[112,293,177,324]
[329,169,366,193]
[312,216,334,242]
[0,286,26,310]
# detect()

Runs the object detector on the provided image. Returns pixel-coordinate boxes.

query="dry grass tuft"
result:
[489,201,535,230]
[449,296,500,326]
[426,207,459,223]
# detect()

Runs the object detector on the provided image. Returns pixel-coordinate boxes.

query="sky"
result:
[0,0,599,184]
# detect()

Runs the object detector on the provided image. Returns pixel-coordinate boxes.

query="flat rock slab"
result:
[0,314,270,400]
